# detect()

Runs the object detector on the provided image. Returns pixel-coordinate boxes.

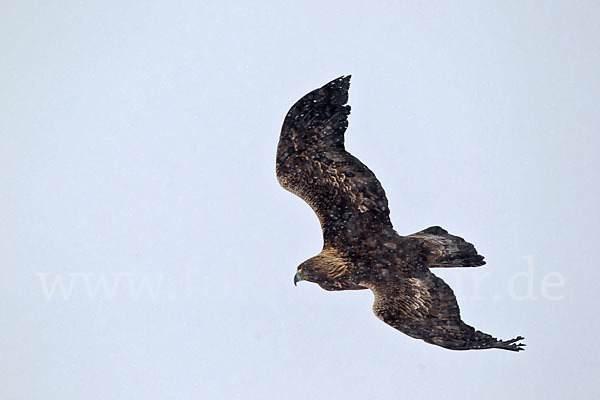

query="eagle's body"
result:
[276,76,524,351]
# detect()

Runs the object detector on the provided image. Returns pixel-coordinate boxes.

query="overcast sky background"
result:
[2,1,599,399]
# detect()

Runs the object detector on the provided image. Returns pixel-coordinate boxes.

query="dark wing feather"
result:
[366,270,524,351]
[276,76,394,248]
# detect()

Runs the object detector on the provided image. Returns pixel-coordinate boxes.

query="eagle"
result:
[276,76,525,351]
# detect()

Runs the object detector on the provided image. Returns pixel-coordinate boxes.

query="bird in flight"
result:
[276,76,524,351]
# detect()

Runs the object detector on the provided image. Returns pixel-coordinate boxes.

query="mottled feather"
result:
[277,76,394,250]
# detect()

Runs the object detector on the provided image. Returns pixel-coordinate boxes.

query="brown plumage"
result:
[276,76,524,351]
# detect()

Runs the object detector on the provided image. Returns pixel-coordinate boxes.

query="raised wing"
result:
[366,270,524,351]
[276,76,394,248]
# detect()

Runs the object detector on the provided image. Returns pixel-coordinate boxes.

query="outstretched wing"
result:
[276,76,394,248]
[365,270,524,351]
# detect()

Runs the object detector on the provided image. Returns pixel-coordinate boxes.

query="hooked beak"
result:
[293,271,303,286]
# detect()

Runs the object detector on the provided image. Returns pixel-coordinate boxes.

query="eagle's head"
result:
[293,251,353,291]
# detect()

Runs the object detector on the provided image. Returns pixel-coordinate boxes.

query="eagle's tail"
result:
[408,226,485,268]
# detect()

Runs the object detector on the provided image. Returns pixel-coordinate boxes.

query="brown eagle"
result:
[276,76,524,351]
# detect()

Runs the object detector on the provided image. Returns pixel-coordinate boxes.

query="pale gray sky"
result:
[2,1,599,399]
